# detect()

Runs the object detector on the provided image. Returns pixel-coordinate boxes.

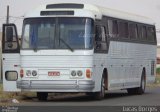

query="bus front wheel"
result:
[93,75,106,100]
[37,92,48,101]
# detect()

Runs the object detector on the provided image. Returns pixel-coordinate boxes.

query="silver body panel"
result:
[17,80,95,92]
[16,41,156,92]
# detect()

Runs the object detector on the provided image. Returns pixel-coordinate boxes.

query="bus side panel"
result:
[104,41,156,90]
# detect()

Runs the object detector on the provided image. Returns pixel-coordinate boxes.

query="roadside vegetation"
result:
[147,67,160,87]
[155,67,160,85]
[155,75,160,85]
[156,67,160,75]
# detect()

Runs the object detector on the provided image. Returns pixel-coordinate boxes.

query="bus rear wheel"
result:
[127,70,146,95]
[37,92,48,101]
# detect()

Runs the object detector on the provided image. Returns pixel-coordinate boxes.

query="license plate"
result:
[48,72,60,76]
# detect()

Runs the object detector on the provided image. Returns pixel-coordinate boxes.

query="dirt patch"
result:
[0,84,36,104]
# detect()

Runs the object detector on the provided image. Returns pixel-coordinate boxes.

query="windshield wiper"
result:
[59,38,74,52]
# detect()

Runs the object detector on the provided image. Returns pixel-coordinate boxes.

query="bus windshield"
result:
[22,17,94,50]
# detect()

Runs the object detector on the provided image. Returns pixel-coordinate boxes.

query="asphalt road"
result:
[17,87,160,106]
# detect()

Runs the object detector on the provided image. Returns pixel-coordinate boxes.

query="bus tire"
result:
[37,92,48,101]
[137,72,146,94]
[85,92,94,96]
[127,70,146,95]
[93,75,105,100]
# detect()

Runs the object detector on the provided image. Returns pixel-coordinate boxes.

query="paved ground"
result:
[16,87,160,106]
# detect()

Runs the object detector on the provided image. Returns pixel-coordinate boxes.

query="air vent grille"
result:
[46,3,84,9]
[40,11,74,16]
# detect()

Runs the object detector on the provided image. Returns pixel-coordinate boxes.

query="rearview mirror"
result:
[6,27,13,42]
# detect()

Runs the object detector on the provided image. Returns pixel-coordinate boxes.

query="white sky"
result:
[0,0,160,43]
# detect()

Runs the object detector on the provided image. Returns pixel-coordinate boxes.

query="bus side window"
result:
[129,23,138,39]
[95,26,102,41]
[142,26,147,40]
[95,26,107,52]
[147,27,155,42]
[138,25,147,41]
[118,21,128,38]
[108,19,118,38]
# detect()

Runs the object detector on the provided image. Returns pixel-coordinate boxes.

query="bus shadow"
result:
[22,90,152,102]
[46,91,132,102]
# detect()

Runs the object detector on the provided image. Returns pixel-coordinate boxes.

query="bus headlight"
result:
[71,70,76,77]
[32,70,37,76]
[26,70,31,76]
[77,70,83,77]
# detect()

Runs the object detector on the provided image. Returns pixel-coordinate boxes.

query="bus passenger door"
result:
[2,24,21,92]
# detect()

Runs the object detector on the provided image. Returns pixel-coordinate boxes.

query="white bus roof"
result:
[25,3,155,25]
[98,6,154,25]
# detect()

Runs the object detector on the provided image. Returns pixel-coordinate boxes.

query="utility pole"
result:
[6,5,9,24]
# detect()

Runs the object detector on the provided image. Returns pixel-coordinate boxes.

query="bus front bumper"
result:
[17,80,95,92]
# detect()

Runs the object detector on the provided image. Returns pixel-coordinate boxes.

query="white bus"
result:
[2,3,157,101]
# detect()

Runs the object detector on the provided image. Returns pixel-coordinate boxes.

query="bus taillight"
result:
[20,69,24,78]
[86,69,91,78]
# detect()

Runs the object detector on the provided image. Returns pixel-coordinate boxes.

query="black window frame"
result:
[141,25,147,40]
[94,24,107,53]
[103,16,157,45]
[118,20,129,39]
[107,19,118,39]
[129,22,138,40]
[2,24,20,53]
[147,26,156,42]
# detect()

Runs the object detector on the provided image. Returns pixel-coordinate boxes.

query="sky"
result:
[0,0,160,43]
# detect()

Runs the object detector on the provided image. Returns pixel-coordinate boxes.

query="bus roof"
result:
[98,6,154,25]
[24,3,155,25]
